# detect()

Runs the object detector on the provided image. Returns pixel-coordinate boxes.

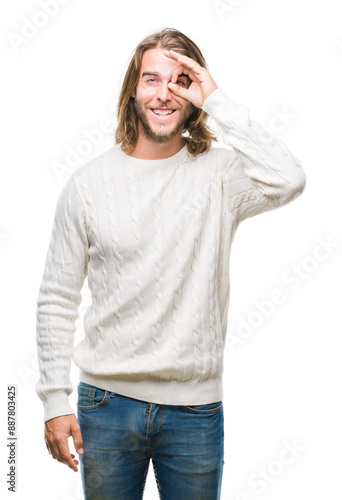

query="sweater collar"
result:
[113,142,190,167]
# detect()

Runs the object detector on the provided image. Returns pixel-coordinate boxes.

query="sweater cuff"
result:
[202,87,250,131]
[42,391,75,423]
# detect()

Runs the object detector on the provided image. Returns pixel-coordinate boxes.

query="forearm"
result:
[36,284,82,422]
[202,88,306,222]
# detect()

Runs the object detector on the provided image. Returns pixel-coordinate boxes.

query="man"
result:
[36,28,306,499]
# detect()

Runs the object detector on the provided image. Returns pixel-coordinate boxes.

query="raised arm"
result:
[165,49,306,225]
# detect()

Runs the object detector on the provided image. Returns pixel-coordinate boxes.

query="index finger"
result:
[164,49,202,73]
[168,62,192,85]
[165,51,205,87]
[57,439,78,471]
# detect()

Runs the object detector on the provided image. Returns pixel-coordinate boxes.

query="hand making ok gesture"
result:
[164,49,218,109]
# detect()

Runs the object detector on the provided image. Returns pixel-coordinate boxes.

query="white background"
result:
[1,0,342,498]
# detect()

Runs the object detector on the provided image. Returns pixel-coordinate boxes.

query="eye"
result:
[176,77,190,88]
[147,78,157,83]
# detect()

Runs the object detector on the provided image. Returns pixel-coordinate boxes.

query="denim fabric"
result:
[77,381,224,499]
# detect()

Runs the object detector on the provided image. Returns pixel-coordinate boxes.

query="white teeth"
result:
[152,109,174,116]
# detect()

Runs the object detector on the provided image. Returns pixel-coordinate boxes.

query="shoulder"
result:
[197,144,237,169]
[55,147,116,208]
[70,146,116,184]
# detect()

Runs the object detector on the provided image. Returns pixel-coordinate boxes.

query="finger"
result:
[71,420,84,455]
[169,64,204,91]
[164,49,191,65]
[163,49,180,61]
[56,439,78,471]
[168,81,189,99]
[170,65,192,86]
[165,50,202,75]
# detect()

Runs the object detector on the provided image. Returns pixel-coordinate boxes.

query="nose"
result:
[156,80,172,103]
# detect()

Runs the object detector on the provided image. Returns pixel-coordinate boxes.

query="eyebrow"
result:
[141,72,189,79]
[142,72,159,77]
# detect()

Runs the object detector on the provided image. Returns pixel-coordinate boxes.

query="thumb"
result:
[168,82,201,108]
[168,82,187,99]
[71,420,84,455]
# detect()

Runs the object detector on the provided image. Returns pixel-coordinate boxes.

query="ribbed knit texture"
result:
[36,88,306,422]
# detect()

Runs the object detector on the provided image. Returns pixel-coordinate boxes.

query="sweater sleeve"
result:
[202,88,306,226]
[35,174,89,423]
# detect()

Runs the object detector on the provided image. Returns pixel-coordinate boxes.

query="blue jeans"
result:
[77,381,224,499]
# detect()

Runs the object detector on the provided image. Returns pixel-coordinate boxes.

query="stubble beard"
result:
[133,98,194,144]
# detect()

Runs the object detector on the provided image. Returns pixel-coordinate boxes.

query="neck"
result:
[127,129,187,160]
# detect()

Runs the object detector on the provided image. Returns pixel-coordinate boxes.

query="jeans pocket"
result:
[76,382,111,410]
[184,401,223,414]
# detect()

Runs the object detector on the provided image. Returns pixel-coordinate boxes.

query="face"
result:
[132,47,194,144]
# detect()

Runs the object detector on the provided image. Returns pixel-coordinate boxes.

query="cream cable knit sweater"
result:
[36,88,306,422]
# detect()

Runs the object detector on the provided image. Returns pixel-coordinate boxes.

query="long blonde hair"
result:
[115,28,217,156]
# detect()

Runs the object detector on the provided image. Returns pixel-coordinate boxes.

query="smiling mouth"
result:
[151,109,176,116]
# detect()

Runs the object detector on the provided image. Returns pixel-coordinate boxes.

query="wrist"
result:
[204,85,218,104]
[201,86,220,108]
